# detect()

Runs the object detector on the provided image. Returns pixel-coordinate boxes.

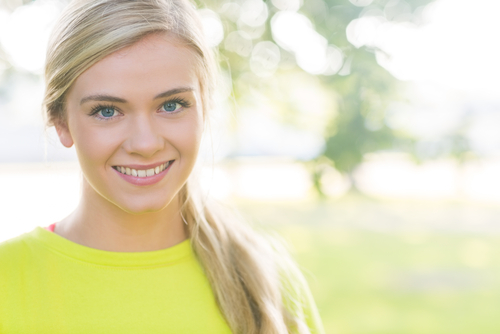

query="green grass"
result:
[231,196,500,334]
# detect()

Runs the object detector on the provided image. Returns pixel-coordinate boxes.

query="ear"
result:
[54,120,74,148]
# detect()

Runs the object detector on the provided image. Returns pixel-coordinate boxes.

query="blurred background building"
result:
[1,0,500,332]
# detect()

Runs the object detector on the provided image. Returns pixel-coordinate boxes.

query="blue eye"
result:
[100,107,116,118]
[163,102,180,112]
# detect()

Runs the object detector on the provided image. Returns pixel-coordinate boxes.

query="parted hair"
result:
[42,1,313,333]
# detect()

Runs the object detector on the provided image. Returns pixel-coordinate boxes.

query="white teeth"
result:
[115,161,172,177]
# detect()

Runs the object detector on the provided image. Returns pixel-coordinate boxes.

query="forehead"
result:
[68,33,200,101]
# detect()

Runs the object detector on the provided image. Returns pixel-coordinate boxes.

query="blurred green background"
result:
[2,0,500,333]
[236,196,500,334]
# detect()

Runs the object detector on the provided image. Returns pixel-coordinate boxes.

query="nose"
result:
[123,113,164,158]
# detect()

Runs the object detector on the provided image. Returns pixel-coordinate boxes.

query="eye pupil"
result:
[164,102,177,112]
[101,108,114,117]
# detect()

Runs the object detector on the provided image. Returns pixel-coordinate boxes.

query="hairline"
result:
[54,31,209,126]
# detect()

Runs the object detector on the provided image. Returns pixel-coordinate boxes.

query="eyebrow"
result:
[79,87,195,105]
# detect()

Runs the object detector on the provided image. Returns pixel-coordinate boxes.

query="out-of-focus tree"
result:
[196,0,440,195]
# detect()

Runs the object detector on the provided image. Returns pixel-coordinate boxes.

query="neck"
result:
[55,179,188,252]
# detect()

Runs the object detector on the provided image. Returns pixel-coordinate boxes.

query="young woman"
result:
[0,0,324,333]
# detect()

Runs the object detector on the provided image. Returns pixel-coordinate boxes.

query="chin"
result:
[112,195,176,215]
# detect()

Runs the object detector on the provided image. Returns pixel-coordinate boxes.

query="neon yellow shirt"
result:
[0,227,324,333]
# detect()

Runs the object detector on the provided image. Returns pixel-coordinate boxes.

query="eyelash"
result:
[88,97,192,121]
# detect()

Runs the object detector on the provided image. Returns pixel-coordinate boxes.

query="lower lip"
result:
[113,161,174,186]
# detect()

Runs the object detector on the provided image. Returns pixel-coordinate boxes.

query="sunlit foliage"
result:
[196,0,438,194]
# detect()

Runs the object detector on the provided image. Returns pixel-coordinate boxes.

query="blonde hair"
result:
[43,1,312,333]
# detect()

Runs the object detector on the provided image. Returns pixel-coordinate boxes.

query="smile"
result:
[112,160,174,177]
[112,160,175,186]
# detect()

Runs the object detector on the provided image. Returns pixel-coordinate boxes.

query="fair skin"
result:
[54,33,204,252]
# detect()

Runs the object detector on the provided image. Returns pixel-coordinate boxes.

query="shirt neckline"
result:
[30,226,192,268]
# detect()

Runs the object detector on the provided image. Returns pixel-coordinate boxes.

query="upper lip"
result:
[112,160,174,170]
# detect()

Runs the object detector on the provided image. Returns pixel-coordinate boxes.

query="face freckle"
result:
[57,33,205,214]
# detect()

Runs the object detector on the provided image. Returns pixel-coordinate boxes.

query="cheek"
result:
[69,118,120,168]
[170,112,203,161]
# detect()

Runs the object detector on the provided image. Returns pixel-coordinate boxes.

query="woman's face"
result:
[56,33,204,213]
